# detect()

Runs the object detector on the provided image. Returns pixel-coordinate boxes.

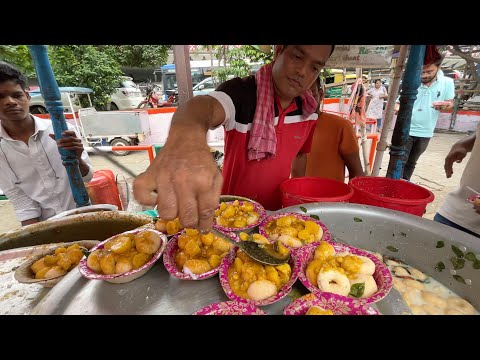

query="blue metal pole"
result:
[28,45,91,207]
[386,45,426,179]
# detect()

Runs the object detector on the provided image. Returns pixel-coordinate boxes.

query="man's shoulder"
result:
[441,76,455,85]
[319,111,350,125]
[216,75,256,92]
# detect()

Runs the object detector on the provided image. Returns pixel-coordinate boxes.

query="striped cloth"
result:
[247,63,318,161]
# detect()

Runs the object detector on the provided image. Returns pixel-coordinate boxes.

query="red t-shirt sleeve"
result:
[299,120,317,154]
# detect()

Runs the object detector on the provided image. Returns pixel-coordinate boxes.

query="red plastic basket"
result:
[279,177,354,208]
[349,176,434,216]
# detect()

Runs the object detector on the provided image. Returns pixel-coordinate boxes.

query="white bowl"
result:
[78,228,167,284]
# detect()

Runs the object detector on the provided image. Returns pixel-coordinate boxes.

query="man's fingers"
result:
[174,176,199,229]
[155,178,178,221]
[133,172,159,206]
[61,130,77,138]
[444,157,454,178]
[197,171,223,233]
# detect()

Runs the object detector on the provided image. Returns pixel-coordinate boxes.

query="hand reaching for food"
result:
[133,139,223,233]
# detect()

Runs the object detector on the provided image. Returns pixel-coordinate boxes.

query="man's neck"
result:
[1,115,35,144]
[273,82,295,110]
[422,75,437,88]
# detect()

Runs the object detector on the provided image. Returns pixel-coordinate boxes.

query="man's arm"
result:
[134,95,227,232]
[343,153,364,179]
[0,171,41,226]
[433,77,456,111]
[51,129,93,180]
[21,218,40,226]
[340,120,363,179]
[291,153,307,178]
[444,132,477,178]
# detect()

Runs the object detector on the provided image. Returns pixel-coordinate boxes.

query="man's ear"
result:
[273,45,285,61]
[25,91,31,100]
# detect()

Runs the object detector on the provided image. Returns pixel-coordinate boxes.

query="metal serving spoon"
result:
[210,227,290,266]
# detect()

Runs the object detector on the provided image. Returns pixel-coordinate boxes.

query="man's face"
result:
[421,64,439,84]
[0,81,30,122]
[272,45,332,100]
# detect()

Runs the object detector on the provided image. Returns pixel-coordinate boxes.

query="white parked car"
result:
[108,76,144,110]
[192,75,234,97]
[28,76,143,113]
[192,77,218,96]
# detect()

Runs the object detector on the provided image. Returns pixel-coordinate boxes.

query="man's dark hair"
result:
[0,62,28,90]
[282,45,336,57]
[423,45,443,67]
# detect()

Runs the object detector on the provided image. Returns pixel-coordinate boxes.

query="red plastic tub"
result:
[86,170,123,210]
[279,177,354,208]
[349,176,434,216]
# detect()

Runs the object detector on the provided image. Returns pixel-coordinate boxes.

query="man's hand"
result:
[50,130,84,160]
[394,103,400,114]
[474,199,480,215]
[444,142,469,178]
[432,104,449,111]
[133,142,223,233]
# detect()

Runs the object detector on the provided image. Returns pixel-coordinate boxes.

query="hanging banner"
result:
[326,45,394,68]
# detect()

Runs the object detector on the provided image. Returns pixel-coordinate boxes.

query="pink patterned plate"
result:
[218,246,301,306]
[213,200,266,233]
[432,101,451,107]
[297,242,393,305]
[163,230,237,280]
[78,228,167,284]
[259,212,332,252]
[193,301,267,315]
[467,194,480,204]
[284,293,379,315]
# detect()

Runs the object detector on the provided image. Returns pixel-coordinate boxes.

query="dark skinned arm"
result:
[133,95,226,232]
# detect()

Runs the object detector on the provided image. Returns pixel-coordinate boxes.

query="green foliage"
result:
[48,45,123,108]
[101,45,171,68]
[0,45,35,78]
[208,45,273,82]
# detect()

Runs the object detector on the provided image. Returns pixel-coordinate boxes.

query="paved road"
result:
[0,132,470,234]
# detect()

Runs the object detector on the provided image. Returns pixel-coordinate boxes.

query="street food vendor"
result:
[0,62,93,226]
[134,45,335,232]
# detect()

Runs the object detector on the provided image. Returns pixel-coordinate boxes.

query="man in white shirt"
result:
[435,123,480,238]
[0,61,93,226]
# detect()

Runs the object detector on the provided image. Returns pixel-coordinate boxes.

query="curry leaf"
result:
[453,275,466,284]
[435,261,445,272]
[451,245,464,258]
[436,241,445,248]
[349,283,365,298]
[465,252,476,262]
[387,245,399,252]
[400,232,407,237]
[474,260,480,270]
[310,214,320,220]
[450,257,465,270]
[354,217,363,223]
[299,206,307,213]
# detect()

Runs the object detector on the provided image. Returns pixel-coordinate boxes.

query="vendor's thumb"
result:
[49,133,56,141]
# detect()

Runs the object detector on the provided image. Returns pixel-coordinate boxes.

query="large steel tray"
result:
[30,203,480,315]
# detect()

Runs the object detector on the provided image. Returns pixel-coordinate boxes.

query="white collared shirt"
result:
[0,115,94,222]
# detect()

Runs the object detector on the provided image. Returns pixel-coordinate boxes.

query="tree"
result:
[101,45,171,68]
[0,45,36,78]
[446,45,480,98]
[200,45,274,84]
[48,45,123,108]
